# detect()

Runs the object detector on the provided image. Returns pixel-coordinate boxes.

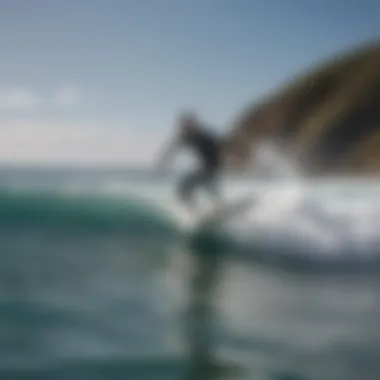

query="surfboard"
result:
[193,195,255,230]
[184,195,256,259]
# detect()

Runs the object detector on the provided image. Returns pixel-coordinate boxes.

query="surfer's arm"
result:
[156,137,182,170]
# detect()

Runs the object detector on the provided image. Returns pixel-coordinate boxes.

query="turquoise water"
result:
[1,167,380,380]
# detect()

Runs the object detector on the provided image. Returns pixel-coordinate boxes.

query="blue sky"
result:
[0,0,379,165]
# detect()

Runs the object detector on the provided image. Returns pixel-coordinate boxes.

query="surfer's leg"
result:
[178,170,202,211]
[202,165,222,208]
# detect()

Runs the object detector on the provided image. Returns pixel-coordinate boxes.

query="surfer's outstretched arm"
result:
[156,137,181,170]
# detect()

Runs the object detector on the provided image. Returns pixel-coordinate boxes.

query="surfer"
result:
[156,111,224,214]
[156,112,250,378]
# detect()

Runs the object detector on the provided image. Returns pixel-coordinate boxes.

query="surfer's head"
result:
[178,110,199,137]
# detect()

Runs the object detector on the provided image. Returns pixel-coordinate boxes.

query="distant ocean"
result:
[1,165,380,380]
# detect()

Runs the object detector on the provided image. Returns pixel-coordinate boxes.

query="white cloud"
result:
[0,87,42,110]
[53,84,82,107]
[0,119,161,165]
[0,84,83,111]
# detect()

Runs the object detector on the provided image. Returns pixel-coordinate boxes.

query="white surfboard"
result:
[193,195,256,230]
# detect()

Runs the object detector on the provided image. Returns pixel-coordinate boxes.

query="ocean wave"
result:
[0,188,178,238]
[1,183,380,273]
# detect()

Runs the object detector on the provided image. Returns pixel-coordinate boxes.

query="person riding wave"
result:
[156,111,242,214]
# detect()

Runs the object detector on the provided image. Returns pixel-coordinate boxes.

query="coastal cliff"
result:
[226,40,380,175]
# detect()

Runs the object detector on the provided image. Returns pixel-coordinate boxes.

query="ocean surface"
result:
[1,166,380,380]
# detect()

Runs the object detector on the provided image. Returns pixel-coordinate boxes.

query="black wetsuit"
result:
[178,128,222,202]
